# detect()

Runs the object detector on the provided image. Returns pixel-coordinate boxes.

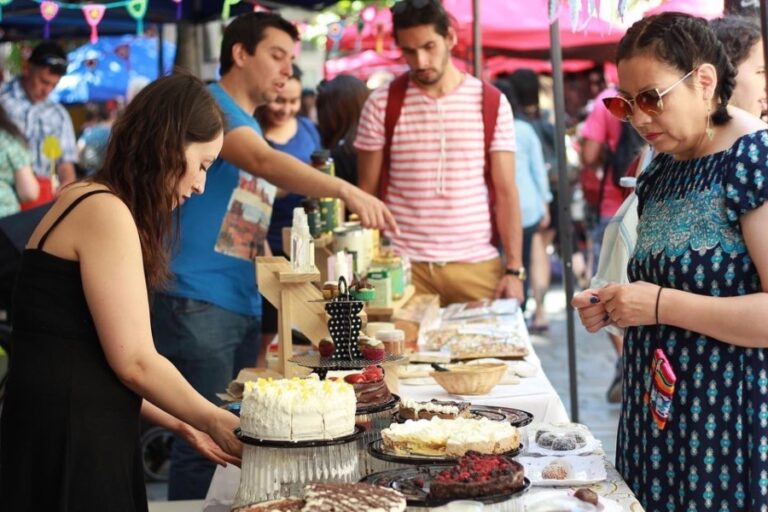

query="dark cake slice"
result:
[429,452,525,500]
[344,365,392,408]
[303,483,406,511]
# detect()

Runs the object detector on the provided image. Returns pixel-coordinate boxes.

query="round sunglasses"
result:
[602,68,696,122]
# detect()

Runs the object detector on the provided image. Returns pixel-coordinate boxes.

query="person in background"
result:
[316,74,371,186]
[150,12,395,500]
[254,64,322,367]
[573,13,768,510]
[710,15,765,119]
[300,86,318,124]
[494,79,551,316]
[0,73,241,511]
[0,104,39,218]
[77,101,117,177]
[0,41,77,208]
[507,69,557,331]
[356,0,524,307]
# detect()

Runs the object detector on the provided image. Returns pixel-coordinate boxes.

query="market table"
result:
[203,311,643,511]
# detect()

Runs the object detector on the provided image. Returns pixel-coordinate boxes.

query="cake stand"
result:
[233,426,366,508]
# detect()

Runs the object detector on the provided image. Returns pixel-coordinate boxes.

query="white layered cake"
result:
[240,376,356,441]
[381,416,520,457]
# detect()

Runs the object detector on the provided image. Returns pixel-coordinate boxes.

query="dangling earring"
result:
[705,104,714,141]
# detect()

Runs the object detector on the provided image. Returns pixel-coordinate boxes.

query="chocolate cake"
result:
[429,452,526,500]
[574,488,599,506]
[399,398,472,420]
[303,482,406,511]
[344,365,392,408]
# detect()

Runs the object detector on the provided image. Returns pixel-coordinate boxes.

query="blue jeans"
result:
[150,294,261,500]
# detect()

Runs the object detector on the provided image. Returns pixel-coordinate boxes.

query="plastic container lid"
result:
[376,329,405,342]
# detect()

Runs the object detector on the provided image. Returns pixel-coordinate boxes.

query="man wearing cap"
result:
[0,41,77,208]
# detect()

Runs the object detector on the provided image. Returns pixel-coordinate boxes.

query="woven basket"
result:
[430,363,507,395]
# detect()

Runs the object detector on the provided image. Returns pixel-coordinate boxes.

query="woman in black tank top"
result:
[0,73,241,511]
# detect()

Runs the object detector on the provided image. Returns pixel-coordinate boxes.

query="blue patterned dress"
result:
[618,129,768,512]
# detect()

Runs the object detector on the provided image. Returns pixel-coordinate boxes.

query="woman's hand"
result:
[598,281,660,328]
[202,409,243,464]
[179,420,241,467]
[572,289,611,333]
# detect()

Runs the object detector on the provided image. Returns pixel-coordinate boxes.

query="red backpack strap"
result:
[379,73,410,201]
[481,80,502,246]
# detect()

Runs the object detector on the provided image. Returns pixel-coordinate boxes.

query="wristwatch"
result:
[505,267,527,280]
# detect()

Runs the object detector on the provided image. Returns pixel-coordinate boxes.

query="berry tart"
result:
[428,452,526,500]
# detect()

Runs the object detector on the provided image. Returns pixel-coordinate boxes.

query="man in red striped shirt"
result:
[355,0,524,306]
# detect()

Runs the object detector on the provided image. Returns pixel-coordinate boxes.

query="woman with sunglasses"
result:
[573,12,768,511]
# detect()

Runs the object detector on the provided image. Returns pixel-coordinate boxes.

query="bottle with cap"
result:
[290,207,314,272]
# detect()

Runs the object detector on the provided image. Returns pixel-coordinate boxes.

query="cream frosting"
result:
[240,376,356,441]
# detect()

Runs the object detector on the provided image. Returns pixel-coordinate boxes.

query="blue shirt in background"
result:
[265,116,321,253]
[514,119,552,228]
[166,82,265,316]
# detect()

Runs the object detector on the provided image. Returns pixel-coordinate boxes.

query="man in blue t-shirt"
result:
[150,12,397,500]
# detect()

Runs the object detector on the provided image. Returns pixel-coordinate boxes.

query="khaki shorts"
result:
[411,257,503,307]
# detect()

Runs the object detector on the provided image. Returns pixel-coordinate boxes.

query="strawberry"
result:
[318,339,335,358]
[344,373,366,384]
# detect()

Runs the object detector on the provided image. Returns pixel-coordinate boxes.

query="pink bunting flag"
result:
[40,1,60,40]
[82,4,106,44]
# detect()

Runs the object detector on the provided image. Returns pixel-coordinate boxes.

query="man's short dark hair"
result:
[219,12,299,76]
[391,0,454,41]
[508,69,540,108]
[28,41,68,76]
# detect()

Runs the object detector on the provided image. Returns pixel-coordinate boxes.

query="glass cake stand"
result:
[233,426,365,508]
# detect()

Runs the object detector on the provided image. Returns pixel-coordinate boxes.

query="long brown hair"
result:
[316,74,370,151]
[93,73,224,288]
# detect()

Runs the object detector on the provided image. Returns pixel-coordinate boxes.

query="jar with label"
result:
[334,226,365,274]
[310,149,334,176]
[367,269,392,308]
[372,254,404,300]
[301,198,322,238]
[319,198,338,233]
[376,329,405,355]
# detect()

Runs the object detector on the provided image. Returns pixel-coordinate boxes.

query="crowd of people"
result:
[0,2,766,512]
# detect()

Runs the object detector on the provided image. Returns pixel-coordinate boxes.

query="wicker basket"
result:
[430,363,507,395]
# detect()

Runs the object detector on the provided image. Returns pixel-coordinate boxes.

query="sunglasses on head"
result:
[392,0,431,15]
[31,55,68,75]
[602,68,697,122]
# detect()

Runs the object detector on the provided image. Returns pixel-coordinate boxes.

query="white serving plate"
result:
[518,455,607,486]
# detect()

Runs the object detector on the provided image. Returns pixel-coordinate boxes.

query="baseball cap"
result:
[28,41,68,75]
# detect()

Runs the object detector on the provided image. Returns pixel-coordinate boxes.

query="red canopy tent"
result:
[327,0,624,62]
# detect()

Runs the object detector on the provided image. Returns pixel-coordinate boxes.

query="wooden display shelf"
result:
[365,284,415,319]
[256,256,328,377]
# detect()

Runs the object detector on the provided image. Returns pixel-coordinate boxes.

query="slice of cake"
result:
[381,417,520,457]
[429,452,526,500]
[240,376,356,441]
[342,365,392,408]
[303,483,406,512]
[398,398,472,420]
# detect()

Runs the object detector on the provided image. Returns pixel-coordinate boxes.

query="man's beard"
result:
[412,67,444,86]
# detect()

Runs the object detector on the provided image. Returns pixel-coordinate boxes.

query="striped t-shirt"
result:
[355,74,516,263]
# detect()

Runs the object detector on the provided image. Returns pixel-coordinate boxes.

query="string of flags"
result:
[0,0,246,40]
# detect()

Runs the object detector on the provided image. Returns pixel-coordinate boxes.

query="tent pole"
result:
[472,0,481,78]
[549,17,579,423]
[158,23,165,79]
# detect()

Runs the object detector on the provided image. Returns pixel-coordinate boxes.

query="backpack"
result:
[581,122,645,208]
[379,73,502,244]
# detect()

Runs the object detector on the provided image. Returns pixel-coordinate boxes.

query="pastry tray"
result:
[357,394,400,415]
[367,438,522,465]
[392,405,533,428]
[235,425,365,448]
[360,466,530,507]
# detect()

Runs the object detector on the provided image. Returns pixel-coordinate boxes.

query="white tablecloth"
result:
[203,311,639,511]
